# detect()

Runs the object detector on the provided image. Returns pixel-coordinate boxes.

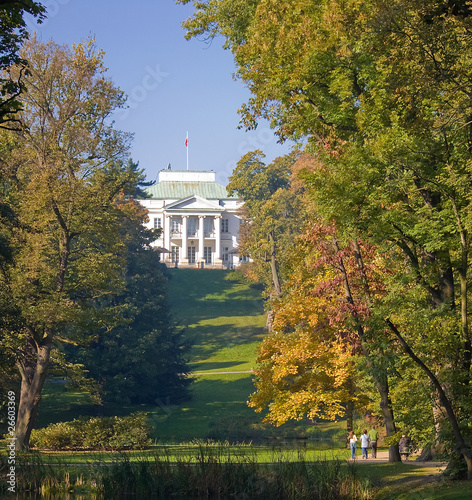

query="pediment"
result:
[165,195,221,211]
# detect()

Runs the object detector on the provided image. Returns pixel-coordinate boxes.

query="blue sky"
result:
[26,0,294,185]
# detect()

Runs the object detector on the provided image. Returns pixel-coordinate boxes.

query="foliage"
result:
[249,330,354,426]
[0,36,170,449]
[29,413,151,450]
[248,216,385,428]
[181,0,472,474]
[0,1,45,127]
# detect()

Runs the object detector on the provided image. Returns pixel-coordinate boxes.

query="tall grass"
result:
[4,445,371,499]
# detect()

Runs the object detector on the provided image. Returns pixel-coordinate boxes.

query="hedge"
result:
[30,413,151,450]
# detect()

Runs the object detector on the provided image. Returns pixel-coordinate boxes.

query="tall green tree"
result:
[227,151,298,301]
[0,36,142,449]
[71,198,192,406]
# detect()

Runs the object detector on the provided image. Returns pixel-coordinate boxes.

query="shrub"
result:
[30,413,151,450]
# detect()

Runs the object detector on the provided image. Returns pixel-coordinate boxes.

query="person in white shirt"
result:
[349,431,357,459]
[360,429,371,459]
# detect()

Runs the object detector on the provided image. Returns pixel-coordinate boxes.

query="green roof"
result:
[144,181,236,200]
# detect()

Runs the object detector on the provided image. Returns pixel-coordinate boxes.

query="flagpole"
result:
[186,131,189,171]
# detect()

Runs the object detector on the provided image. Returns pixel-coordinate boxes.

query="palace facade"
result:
[139,169,243,268]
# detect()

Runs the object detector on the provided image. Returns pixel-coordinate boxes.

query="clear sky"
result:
[26,0,294,186]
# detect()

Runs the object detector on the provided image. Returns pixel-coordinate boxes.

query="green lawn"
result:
[155,268,269,440]
[167,268,266,369]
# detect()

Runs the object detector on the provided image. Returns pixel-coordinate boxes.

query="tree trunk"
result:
[375,375,401,462]
[265,309,274,332]
[386,319,472,479]
[451,199,471,375]
[268,231,281,297]
[345,376,354,447]
[336,240,401,461]
[15,339,52,450]
[346,377,354,435]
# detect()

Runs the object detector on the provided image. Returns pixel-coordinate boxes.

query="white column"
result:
[181,216,188,264]
[214,216,222,267]
[199,215,205,262]
[164,214,171,264]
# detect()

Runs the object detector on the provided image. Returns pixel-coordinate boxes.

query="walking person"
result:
[360,429,370,459]
[368,425,379,458]
[398,434,411,461]
[349,431,357,460]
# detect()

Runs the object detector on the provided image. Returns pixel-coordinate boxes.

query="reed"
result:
[5,444,371,499]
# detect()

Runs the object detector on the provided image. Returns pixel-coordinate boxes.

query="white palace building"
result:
[139,169,243,268]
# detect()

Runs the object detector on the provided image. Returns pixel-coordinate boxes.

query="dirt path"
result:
[351,449,447,469]
[193,370,254,375]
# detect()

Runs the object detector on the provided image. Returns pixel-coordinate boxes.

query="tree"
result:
[0,36,142,449]
[181,0,472,475]
[70,198,192,406]
[248,224,357,428]
[0,1,45,127]
[227,151,298,308]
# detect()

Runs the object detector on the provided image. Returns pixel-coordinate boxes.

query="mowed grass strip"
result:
[150,269,267,440]
[167,269,266,372]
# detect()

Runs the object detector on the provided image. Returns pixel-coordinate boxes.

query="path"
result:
[193,370,253,375]
[351,450,447,469]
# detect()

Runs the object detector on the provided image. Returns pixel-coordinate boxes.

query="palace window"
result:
[221,218,229,233]
[153,217,161,229]
[204,218,213,236]
[222,247,229,262]
[171,246,179,264]
[188,246,196,264]
[204,246,212,264]
[187,217,197,237]
[171,217,180,234]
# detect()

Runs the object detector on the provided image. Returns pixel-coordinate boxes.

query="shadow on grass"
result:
[167,269,265,323]
[186,323,264,362]
[35,381,155,429]
[150,375,257,441]
[170,297,265,323]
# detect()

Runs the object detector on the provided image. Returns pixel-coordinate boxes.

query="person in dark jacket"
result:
[398,434,411,461]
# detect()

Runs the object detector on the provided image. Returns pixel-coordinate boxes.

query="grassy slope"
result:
[152,268,267,441]
[167,268,266,372]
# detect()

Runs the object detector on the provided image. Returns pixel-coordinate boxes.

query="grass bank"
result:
[152,268,270,441]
